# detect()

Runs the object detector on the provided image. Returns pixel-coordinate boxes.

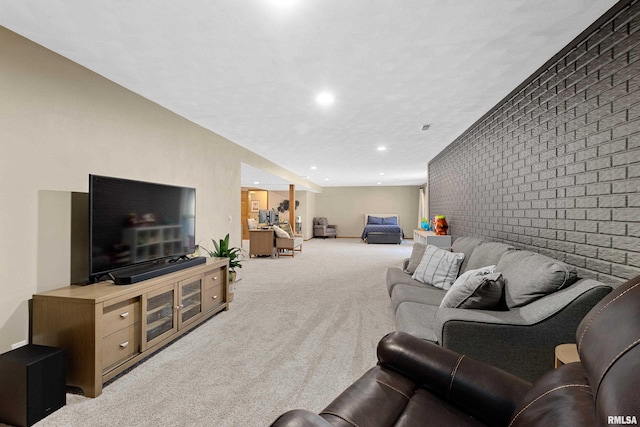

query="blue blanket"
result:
[361,224,404,240]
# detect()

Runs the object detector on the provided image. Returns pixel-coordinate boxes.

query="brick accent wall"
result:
[429,0,640,285]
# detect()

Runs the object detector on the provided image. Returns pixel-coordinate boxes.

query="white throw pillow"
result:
[272,225,290,238]
[412,245,465,290]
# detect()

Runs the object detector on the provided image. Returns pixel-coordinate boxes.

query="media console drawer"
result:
[204,268,224,289]
[203,283,224,312]
[32,257,229,397]
[103,325,140,372]
[103,298,141,337]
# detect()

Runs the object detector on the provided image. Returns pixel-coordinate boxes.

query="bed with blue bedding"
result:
[361,214,404,244]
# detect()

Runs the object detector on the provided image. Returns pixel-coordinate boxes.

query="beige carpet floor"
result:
[31,238,412,427]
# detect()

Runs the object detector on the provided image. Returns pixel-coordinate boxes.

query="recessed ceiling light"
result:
[379,172,385,176]
[253,181,260,185]
[377,182,382,185]
[324,178,330,181]
[377,146,386,151]
[267,0,296,7]
[316,91,335,106]
[310,166,317,170]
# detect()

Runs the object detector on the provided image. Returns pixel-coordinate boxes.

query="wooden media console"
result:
[32,257,229,397]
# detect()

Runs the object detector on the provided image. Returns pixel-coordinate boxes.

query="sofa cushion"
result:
[278,222,295,237]
[395,302,439,342]
[497,251,579,309]
[464,242,515,272]
[412,245,465,290]
[387,266,433,296]
[272,225,290,238]
[451,237,485,274]
[391,283,447,312]
[440,272,504,309]
[509,363,597,427]
[404,243,427,275]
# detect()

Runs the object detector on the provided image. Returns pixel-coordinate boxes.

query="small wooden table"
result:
[555,343,579,368]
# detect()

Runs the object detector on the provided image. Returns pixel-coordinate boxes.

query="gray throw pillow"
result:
[404,243,427,274]
[412,245,465,290]
[440,272,505,309]
[497,251,579,309]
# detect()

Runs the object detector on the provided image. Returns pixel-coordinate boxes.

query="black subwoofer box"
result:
[0,344,66,427]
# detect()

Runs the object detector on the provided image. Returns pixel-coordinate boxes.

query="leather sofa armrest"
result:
[377,331,530,427]
[271,409,333,427]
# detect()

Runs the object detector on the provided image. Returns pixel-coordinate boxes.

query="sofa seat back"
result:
[496,250,578,309]
[577,273,640,422]
[462,241,515,273]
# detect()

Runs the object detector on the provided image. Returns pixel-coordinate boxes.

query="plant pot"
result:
[228,270,236,302]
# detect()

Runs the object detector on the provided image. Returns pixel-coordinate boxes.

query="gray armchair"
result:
[313,217,336,238]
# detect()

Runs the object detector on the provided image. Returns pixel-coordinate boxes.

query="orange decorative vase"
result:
[433,215,448,236]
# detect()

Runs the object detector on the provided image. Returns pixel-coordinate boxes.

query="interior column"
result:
[289,184,295,227]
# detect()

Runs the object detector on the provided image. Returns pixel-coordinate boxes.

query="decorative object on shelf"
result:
[433,215,448,236]
[421,217,430,230]
[203,234,245,301]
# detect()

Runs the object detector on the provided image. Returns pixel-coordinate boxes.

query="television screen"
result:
[89,175,196,281]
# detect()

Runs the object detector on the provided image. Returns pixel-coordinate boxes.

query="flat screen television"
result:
[89,174,197,283]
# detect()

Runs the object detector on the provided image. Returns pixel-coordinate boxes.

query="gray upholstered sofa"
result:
[387,236,612,381]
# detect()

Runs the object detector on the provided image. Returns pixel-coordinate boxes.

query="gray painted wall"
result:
[429,1,640,286]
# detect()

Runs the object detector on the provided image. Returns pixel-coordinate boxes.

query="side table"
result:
[554,343,579,368]
[412,229,452,248]
[249,229,275,257]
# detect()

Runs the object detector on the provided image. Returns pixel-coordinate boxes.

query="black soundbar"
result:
[111,257,207,285]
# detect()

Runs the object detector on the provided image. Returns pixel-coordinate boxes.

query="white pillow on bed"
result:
[412,245,465,290]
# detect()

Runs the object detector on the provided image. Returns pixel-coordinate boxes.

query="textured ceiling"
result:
[0,0,618,191]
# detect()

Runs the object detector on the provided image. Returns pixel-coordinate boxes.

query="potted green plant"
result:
[203,234,245,301]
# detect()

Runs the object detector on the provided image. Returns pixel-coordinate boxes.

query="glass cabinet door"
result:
[178,276,203,328]
[143,283,177,349]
